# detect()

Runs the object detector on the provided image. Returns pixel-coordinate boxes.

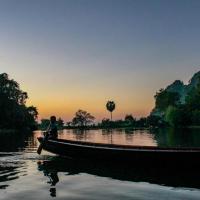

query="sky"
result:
[0,0,200,122]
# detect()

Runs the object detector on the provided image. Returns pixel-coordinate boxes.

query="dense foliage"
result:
[153,78,200,127]
[72,110,95,127]
[99,116,154,129]
[154,89,180,111]
[0,73,38,130]
[39,117,64,130]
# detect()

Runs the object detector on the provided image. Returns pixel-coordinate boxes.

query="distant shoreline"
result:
[63,126,150,130]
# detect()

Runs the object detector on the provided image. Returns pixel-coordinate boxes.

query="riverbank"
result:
[62,126,150,130]
[188,126,200,129]
[0,127,34,134]
[0,129,18,134]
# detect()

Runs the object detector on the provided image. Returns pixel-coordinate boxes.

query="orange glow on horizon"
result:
[27,96,154,122]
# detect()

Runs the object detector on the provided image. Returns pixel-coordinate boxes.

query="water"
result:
[1,128,200,200]
[59,128,200,147]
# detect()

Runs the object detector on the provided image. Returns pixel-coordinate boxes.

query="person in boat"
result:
[46,116,58,139]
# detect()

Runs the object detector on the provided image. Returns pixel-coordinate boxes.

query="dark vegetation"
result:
[106,101,115,120]
[151,74,200,127]
[2,71,200,131]
[40,71,200,129]
[39,112,155,130]
[0,73,38,130]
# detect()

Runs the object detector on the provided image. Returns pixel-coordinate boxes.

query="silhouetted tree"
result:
[154,89,180,111]
[25,106,38,129]
[137,117,147,127]
[0,73,38,129]
[146,115,163,127]
[57,117,64,129]
[164,105,190,127]
[27,106,38,120]
[40,119,50,130]
[101,118,111,128]
[125,114,136,126]
[66,121,72,127]
[185,78,200,111]
[106,101,115,121]
[72,110,95,127]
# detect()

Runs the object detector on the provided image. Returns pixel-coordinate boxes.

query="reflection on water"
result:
[0,157,22,189]
[37,156,200,189]
[58,128,200,147]
[153,128,200,147]
[59,129,158,146]
[1,128,200,200]
[38,160,59,197]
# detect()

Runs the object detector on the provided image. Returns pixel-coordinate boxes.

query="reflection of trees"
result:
[26,133,39,150]
[102,129,114,144]
[124,128,134,134]
[0,131,31,190]
[72,129,90,141]
[152,128,200,147]
[124,129,134,142]
[37,157,200,189]
[125,129,157,146]
[0,131,32,152]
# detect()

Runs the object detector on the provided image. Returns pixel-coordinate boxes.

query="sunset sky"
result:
[0,0,200,122]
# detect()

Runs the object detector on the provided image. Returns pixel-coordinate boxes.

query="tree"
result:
[146,115,163,127]
[154,89,180,111]
[124,114,136,126]
[165,105,190,127]
[57,117,64,129]
[0,73,38,129]
[185,78,200,111]
[190,110,200,125]
[183,79,200,126]
[66,121,72,127]
[137,117,147,127]
[101,118,111,128]
[106,101,115,121]
[26,106,38,120]
[0,73,28,105]
[40,119,50,130]
[165,106,179,127]
[72,110,95,127]
[25,106,38,129]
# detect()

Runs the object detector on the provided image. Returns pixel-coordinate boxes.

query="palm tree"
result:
[106,101,116,121]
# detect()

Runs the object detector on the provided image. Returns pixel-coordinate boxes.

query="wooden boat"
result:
[37,137,200,167]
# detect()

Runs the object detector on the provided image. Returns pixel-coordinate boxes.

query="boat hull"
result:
[38,137,200,167]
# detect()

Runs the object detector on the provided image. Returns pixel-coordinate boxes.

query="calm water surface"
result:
[1,128,200,200]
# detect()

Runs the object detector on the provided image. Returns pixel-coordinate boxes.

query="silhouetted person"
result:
[37,116,58,154]
[50,187,56,197]
[47,116,58,139]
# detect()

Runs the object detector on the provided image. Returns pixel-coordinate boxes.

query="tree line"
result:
[151,78,200,127]
[3,72,199,131]
[40,77,200,129]
[39,102,154,130]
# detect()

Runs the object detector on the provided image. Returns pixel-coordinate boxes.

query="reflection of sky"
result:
[0,0,200,121]
[58,129,157,146]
